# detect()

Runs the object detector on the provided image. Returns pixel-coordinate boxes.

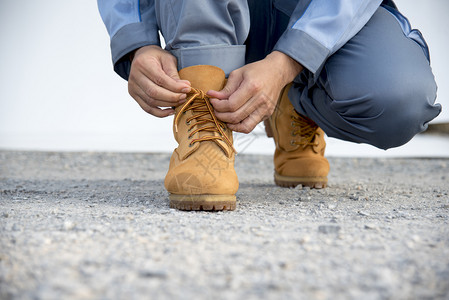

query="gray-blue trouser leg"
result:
[289,6,441,150]
[154,0,250,76]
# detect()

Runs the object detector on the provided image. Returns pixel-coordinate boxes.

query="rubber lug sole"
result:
[169,194,236,211]
[274,172,327,189]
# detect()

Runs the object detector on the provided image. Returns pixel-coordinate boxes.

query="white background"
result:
[0,0,448,156]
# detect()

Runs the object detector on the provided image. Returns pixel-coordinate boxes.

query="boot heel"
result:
[274,172,327,189]
[169,194,236,211]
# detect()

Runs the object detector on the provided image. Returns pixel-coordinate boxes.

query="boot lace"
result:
[291,114,319,148]
[174,88,235,152]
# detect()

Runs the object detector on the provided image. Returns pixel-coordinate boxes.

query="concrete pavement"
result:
[1,151,448,299]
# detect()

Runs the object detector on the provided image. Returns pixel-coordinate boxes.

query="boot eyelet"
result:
[290,140,296,145]
[188,142,193,147]
[291,132,297,137]
[186,120,191,125]
[291,121,296,127]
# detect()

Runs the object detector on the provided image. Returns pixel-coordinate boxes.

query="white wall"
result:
[0,0,447,153]
[0,0,176,152]
[394,0,448,120]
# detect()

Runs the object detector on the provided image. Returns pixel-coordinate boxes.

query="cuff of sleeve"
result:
[111,22,160,80]
[273,28,330,75]
[170,45,246,77]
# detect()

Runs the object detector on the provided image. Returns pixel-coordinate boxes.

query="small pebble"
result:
[318,225,341,234]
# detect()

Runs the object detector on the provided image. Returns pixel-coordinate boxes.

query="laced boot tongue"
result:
[293,115,319,148]
[175,65,234,158]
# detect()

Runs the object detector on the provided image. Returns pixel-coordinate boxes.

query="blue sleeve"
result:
[97,0,160,80]
[273,0,383,74]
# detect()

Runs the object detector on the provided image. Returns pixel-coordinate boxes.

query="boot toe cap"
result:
[165,169,238,195]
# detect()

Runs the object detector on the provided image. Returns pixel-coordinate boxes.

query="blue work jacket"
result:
[98,0,398,80]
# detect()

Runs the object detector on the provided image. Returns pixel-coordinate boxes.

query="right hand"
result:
[128,45,191,117]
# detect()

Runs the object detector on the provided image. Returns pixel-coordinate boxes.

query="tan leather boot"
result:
[164,65,238,211]
[265,83,329,188]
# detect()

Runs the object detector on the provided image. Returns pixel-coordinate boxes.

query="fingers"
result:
[160,54,185,84]
[209,68,265,113]
[128,45,192,118]
[132,93,175,118]
[133,55,190,96]
[207,53,299,133]
[129,72,187,107]
[214,92,275,134]
[210,71,274,129]
[209,72,250,117]
[207,70,242,100]
[227,104,271,133]
[208,66,278,134]
[226,116,259,134]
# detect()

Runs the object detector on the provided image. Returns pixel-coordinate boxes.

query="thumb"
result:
[207,71,242,99]
[161,55,181,81]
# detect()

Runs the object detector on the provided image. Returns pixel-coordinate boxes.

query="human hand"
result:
[208,51,303,133]
[128,45,191,117]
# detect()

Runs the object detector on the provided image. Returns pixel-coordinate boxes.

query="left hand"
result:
[207,51,303,133]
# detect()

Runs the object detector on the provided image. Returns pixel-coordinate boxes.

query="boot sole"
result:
[274,172,327,189]
[169,194,236,211]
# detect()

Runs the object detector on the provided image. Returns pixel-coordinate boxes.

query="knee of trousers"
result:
[317,67,440,150]
[352,73,439,150]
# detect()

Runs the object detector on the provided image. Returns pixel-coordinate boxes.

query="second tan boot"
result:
[164,65,238,211]
[265,83,329,188]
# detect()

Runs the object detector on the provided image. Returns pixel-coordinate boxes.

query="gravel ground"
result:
[1,151,448,300]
